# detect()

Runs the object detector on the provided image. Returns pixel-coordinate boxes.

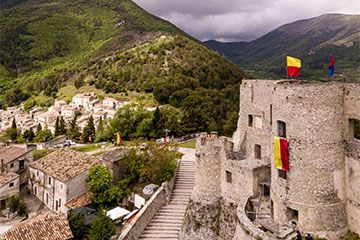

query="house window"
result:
[277,121,287,138]
[248,115,253,127]
[46,193,49,204]
[254,144,262,159]
[349,119,360,140]
[10,163,15,168]
[59,198,61,208]
[19,160,25,169]
[34,186,37,195]
[270,104,273,126]
[278,169,287,180]
[37,171,39,177]
[60,184,63,189]
[226,171,232,183]
[56,200,58,211]
[9,182,14,188]
[48,177,51,185]
[286,207,299,222]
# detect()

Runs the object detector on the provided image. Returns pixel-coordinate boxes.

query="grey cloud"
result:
[133,0,360,42]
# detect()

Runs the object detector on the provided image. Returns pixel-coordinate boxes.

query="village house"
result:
[60,105,76,119]
[0,146,33,184]
[34,110,60,133]
[28,149,99,213]
[0,213,73,240]
[72,92,97,111]
[103,97,119,109]
[0,171,20,210]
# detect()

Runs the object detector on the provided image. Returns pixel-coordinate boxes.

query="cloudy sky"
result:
[133,0,360,42]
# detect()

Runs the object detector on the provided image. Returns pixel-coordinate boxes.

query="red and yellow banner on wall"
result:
[287,56,301,77]
[274,136,289,171]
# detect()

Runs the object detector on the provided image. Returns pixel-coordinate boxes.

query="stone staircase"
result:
[139,157,195,240]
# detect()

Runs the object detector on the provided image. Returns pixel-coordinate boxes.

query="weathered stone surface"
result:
[182,80,360,240]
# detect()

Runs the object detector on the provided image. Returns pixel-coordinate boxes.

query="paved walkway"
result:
[139,148,195,240]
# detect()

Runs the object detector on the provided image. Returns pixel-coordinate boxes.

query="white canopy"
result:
[106,207,130,221]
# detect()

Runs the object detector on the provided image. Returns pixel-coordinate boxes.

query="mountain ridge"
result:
[204,13,360,80]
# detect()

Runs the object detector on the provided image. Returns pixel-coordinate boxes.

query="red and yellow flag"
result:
[274,136,289,171]
[287,56,301,77]
[116,132,122,145]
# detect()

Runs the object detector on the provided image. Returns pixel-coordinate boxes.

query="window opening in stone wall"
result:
[56,200,58,211]
[270,104,273,126]
[286,207,299,222]
[277,121,287,138]
[19,160,25,169]
[10,162,14,168]
[9,182,14,188]
[270,200,274,219]
[254,144,262,159]
[48,177,51,185]
[278,169,287,180]
[34,186,37,195]
[226,170,232,183]
[248,115,253,127]
[349,119,360,140]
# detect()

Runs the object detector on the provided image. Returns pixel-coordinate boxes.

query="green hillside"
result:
[0,0,249,135]
[205,14,360,81]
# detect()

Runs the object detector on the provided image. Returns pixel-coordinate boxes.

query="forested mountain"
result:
[0,0,249,135]
[205,14,360,81]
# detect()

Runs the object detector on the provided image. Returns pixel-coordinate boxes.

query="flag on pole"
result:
[328,54,335,77]
[116,132,122,145]
[286,56,301,77]
[274,136,289,171]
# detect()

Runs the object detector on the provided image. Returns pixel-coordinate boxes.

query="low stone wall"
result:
[118,160,180,240]
[118,184,166,240]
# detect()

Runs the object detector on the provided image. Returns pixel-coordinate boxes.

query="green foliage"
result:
[341,231,360,240]
[69,212,87,240]
[86,165,122,206]
[87,210,115,240]
[7,195,27,216]
[82,115,96,143]
[67,115,81,141]
[34,128,53,143]
[32,149,54,160]
[1,128,18,142]
[23,129,35,142]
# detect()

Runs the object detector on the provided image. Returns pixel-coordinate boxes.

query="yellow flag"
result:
[274,136,282,169]
[287,56,301,68]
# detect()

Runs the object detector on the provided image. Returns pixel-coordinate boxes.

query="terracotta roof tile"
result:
[0,147,31,165]
[29,149,99,183]
[1,213,73,240]
[0,172,19,187]
[65,191,93,209]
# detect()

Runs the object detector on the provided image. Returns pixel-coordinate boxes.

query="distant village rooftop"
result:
[29,149,99,183]
[0,171,19,187]
[0,146,32,165]
[0,213,73,240]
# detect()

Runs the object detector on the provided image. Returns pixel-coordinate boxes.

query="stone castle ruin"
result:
[181,80,360,240]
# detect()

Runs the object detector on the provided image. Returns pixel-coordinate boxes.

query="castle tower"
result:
[270,83,348,235]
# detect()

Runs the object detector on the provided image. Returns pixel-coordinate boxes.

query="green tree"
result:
[69,212,86,240]
[36,123,42,132]
[54,116,60,136]
[23,129,35,142]
[95,117,106,142]
[58,116,67,135]
[11,118,17,129]
[86,165,121,206]
[83,115,96,143]
[87,210,115,240]
[67,115,81,141]
[7,195,27,216]
[34,129,53,142]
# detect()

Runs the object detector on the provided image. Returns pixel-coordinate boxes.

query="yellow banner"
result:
[287,56,301,68]
[274,136,282,169]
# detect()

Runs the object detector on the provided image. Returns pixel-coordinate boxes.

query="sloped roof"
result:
[0,213,73,240]
[0,147,31,165]
[65,191,93,210]
[29,149,99,183]
[0,172,19,187]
